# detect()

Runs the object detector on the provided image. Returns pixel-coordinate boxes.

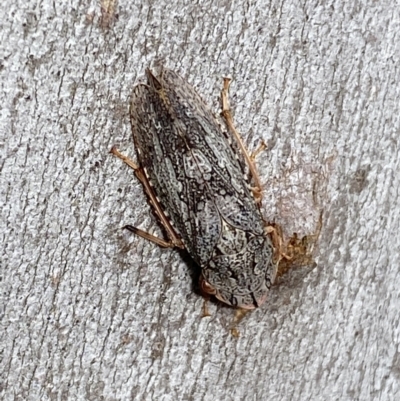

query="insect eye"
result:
[199,278,217,295]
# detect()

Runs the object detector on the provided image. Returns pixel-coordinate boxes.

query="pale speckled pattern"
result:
[130,69,275,308]
[1,0,400,400]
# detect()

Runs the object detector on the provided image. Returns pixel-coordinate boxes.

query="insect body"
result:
[112,69,277,309]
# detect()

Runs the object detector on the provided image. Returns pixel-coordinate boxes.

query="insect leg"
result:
[221,77,263,202]
[202,299,211,317]
[123,225,177,248]
[230,309,250,338]
[267,212,323,279]
[110,146,185,249]
[250,140,267,161]
[265,225,291,264]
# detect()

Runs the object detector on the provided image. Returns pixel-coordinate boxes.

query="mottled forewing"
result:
[130,82,220,264]
[160,70,264,232]
[130,70,264,266]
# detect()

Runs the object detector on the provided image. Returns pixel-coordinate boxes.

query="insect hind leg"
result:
[110,146,184,249]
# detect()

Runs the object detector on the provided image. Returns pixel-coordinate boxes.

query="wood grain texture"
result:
[1,1,399,400]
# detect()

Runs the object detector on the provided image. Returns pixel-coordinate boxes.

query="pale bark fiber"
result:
[1,1,399,400]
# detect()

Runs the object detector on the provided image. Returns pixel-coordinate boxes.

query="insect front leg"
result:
[230,309,250,338]
[265,224,295,265]
[221,77,264,203]
[110,146,184,249]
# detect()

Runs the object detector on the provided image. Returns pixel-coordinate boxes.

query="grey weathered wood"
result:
[1,0,399,400]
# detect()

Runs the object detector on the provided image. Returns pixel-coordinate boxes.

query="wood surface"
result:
[1,1,399,400]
